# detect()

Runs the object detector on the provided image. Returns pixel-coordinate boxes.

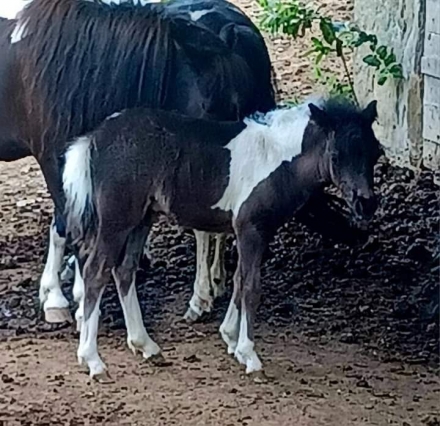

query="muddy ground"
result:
[0,0,439,425]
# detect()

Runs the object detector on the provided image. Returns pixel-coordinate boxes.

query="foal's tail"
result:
[62,136,94,241]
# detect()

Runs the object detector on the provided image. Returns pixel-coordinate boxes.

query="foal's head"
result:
[308,99,381,226]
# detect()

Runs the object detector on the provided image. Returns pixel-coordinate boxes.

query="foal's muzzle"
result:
[350,191,377,229]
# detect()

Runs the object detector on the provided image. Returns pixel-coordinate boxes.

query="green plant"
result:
[257,0,404,102]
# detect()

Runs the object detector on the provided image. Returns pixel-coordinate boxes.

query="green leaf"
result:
[377,75,388,86]
[368,34,378,49]
[376,46,388,60]
[311,37,324,50]
[384,50,397,67]
[363,54,381,68]
[389,64,404,79]
[320,19,336,45]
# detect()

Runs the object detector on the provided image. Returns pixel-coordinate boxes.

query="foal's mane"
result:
[321,97,368,128]
[18,0,248,156]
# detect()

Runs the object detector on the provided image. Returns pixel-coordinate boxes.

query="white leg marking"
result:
[210,234,227,299]
[184,231,213,320]
[60,255,76,282]
[219,301,240,355]
[235,307,262,374]
[114,273,160,359]
[39,220,70,320]
[77,289,106,378]
[73,259,85,332]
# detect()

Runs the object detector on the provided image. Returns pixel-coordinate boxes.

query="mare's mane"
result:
[17,0,253,154]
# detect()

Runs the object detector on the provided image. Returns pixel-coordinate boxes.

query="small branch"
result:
[339,51,358,105]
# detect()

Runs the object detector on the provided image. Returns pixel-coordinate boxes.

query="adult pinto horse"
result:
[0,0,276,325]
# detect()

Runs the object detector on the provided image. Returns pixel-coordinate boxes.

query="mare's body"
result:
[0,0,275,323]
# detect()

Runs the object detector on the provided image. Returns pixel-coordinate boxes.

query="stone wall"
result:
[353,0,426,170]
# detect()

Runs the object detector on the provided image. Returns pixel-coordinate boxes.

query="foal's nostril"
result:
[355,196,377,219]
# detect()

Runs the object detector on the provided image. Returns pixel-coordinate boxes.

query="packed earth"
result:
[0,0,439,425]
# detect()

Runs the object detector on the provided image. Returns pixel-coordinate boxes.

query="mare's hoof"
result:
[183,307,201,323]
[92,370,114,384]
[45,307,73,324]
[148,353,172,367]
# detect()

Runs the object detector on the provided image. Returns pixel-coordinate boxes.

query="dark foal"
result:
[62,97,380,377]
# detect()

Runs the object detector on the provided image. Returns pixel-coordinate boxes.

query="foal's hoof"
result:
[183,307,201,322]
[148,353,172,367]
[249,370,269,384]
[45,307,73,324]
[92,370,114,384]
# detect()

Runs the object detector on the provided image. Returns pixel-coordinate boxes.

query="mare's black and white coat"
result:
[1,0,276,326]
[63,98,380,376]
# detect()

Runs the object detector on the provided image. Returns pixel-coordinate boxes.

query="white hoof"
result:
[127,337,161,360]
[78,351,108,379]
[45,307,73,324]
[235,341,262,374]
[185,294,212,321]
[183,307,201,322]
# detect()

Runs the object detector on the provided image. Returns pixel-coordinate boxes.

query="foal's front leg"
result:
[220,224,264,374]
[39,215,72,323]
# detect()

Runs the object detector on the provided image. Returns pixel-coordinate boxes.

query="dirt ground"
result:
[0,0,439,425]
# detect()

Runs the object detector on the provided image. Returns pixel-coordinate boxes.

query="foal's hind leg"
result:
[39,214,72,324]
[77,231,128,379]
[112,225,161,360]
[184,231,214,321]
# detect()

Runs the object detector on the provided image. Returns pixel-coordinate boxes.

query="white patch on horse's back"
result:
[189,9,213,22]
[63,136,93,233]
[213,100,323,217]
[83,0,157,5]
[106,112,123,120]
[10,18,29,44]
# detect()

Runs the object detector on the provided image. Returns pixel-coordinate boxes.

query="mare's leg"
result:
[112,225,160,360]
[60,255,75,282]
[39,213,72,323]
[222,224,265,374]
[73,258,85,332]
[210,234,227,299]
[184,231,214,321]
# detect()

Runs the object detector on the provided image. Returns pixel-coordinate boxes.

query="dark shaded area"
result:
[0,159,438,367]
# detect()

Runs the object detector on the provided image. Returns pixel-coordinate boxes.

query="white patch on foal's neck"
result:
[189,9,213,22]
[213,100,323,217]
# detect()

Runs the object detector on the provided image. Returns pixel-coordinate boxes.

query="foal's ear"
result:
[308,104,331,129]
[362,100,378,124]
